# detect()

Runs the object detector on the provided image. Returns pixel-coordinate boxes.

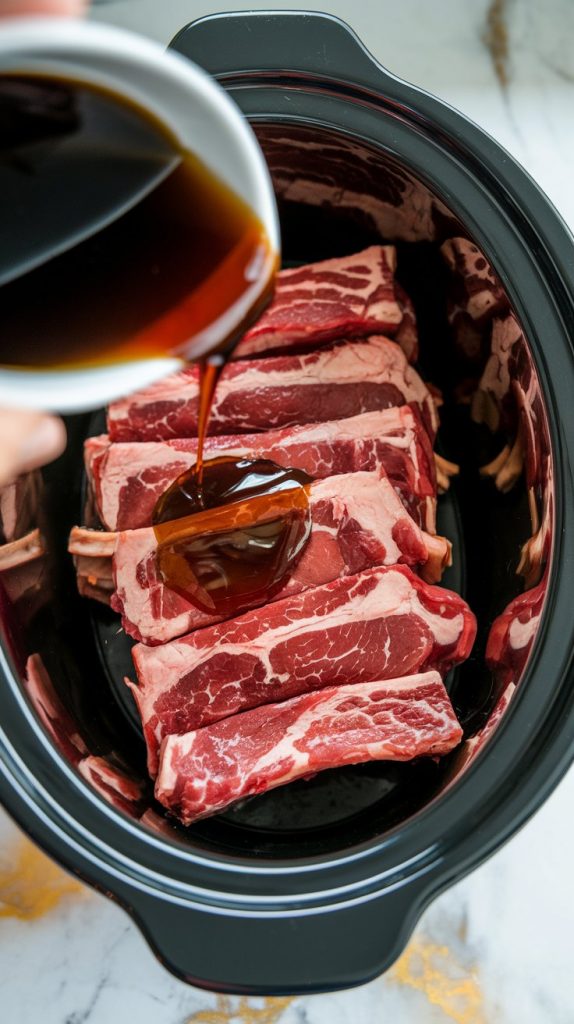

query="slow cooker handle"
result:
[170,10,400,92]
[132,884,424,992]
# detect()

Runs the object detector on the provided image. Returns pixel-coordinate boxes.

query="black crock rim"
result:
[1,10,573,924]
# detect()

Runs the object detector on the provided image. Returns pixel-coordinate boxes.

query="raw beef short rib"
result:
[107,336,438,442]
[441,237,509,363]
[78,756,146,818]
[69,472,450,645]
[86,407,437,533]
[441,237,507,324]
[0,471,42,544]
[68,528,115,605]
[155,672,463,824]
[24,654,88,765]
[129,564,476,774]
[486,575,547,687]
[262,128,438,243]
[232,245,407,359]
[472,313,550,494]
[394,283,419,363]
[450,683,515,778]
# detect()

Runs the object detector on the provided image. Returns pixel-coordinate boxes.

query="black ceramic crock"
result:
[0,10,573,995]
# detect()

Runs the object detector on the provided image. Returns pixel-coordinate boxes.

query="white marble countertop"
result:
[2,2,574,1021]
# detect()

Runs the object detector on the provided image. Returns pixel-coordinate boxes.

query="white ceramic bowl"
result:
[0,17,280,412]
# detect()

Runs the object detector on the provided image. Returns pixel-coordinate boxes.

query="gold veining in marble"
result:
[187,995,293,1024]
[390,936,487,1023]
[0,837,84,920]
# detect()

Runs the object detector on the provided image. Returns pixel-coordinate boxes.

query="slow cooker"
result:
[0,10,573,994]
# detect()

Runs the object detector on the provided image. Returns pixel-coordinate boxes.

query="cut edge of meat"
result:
[78,755,147,818]
[155,671,463,824]
[448,682,516,780]
[23,653,88,765]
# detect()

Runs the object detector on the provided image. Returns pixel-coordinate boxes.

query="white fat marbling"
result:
[2,1,574,1021]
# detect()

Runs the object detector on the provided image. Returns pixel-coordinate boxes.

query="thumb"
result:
[0,410,66,486]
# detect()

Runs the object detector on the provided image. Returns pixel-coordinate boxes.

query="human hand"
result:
[0,1,85,14]
[0,0,86,486]
[0,411,66,484]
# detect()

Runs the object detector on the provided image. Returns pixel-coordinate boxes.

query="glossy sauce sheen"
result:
[153,458,312,616]
[0,75,274,369]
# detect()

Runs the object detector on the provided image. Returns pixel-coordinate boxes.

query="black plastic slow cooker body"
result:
[0,11,574,994]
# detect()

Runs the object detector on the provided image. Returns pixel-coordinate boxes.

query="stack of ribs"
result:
[0,472,49,617]
[440,238,552,751]
[70,245,477,824]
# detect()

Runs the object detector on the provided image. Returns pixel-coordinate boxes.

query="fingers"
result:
[0,410,66,486]
[0,0,86,15]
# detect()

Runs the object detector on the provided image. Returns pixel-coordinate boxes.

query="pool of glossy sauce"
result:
[153,456,312,616]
